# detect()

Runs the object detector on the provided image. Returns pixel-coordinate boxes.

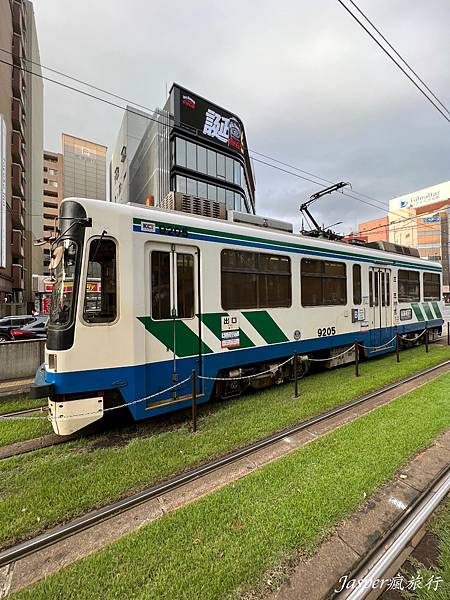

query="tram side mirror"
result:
[50,246,64,270]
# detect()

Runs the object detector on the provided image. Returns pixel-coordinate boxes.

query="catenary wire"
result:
[0,55,442,235]
[346,0,450,117]
[336,0,450,124]
[0,48,421,216]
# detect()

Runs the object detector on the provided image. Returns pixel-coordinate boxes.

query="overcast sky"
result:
[33,0,450,234]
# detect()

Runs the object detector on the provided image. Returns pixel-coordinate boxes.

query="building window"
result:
[176,175,187,194]
[217,187,225,203]
[48,169,57,176]
[48,180,58,188]
[216,153,225,179]
[197,145,207,174]
[226,189,234,210]
[233,161,241,186]
[83,239,117,324]
[207,184,217,201]
[221,249,291,310]
[176,137,186,168]
[186,178,197,196]
[353,264,361,304]
[207,149,216,177]
[186,141,196,170]
[301,259,347,306]
[423,273,440,301]
[398,270,420,302]
[197,181,207,199]
[225,156,234,182]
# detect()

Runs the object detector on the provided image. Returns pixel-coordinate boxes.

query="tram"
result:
[32,198,443,435]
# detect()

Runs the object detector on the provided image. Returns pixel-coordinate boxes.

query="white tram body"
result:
[34,198,444,435]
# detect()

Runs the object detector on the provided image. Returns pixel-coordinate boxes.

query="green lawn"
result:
[12,371,450,600]
[0,398,49,446]
[0,397,46,416]
[408,500,450,600]
[0,344,449,549]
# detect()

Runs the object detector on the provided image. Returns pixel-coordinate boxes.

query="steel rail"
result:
[0,406,47,419]
[0,358,449,568]
[340,464,450,600]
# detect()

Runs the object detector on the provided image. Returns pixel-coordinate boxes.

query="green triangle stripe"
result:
[422,303,433,320]
[432,302,443,319]
[137,317,212,357]
[411,303,425,322]
[199,312,255,349]
[242,311,289,344]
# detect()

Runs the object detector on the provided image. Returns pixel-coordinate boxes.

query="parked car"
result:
[10,316,49,341]
[0,315,37,342]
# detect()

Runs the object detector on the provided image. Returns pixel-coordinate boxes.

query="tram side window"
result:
[398,270,420,302]
[301,259,347,307]
[423,273,440,301]
[151,251,171,320]
[176,253,194,319]
[83,239,117,324]
[353,264,361,305]
[151,251,195,320]
[221,250,291,310]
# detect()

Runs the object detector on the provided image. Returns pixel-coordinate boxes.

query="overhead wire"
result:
[0,51,444,235]
[336,0,450,124]
[346,0,450,118]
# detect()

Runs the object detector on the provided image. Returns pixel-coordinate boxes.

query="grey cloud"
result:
[35,0,450,234]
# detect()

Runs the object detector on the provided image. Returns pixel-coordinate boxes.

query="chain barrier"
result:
[3,327,446,424]
[198,355,296,381]
[307,344,356,362]
[0,376,191,422]
[360,335,397,351]
[398,329,427,343]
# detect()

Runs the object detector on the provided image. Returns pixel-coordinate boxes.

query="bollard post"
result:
[396,333,400,363]
[425,328,429,353]
[355,341,359,377]
[293,353,299,398]
[447,322,449,346]
[191,369,197,433]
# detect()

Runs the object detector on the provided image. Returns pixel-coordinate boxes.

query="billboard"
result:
[390,181,450,211]
[178,89,247,156]
[174,85,255,198]
[0,115,6,269]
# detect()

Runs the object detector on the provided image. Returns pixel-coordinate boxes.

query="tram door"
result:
[148,243,202,398]
[369,267,393,348]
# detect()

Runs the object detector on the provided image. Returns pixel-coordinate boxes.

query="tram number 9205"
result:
[317,327,336,337]
[157,224,188,238]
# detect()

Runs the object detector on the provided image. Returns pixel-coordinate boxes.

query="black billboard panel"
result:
[178,89,245,154]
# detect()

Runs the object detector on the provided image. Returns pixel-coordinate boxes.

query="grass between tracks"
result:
[0,395,50,445]
[408,500,450,600]
[12,371,450,599]
[0,344,449,548]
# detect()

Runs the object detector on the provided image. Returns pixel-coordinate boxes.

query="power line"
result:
[346,0,450,117]
[336,0,450,124]
[0,55,441,234]
[252,155,441,234]
[0,48,158,117]
[0,47,405,213]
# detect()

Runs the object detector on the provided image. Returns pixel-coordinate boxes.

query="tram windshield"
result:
[49,240,78,326]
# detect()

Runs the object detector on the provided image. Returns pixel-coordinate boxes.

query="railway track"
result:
[0,358,449,572]
[0,406,47,419]
[334,463,450,599]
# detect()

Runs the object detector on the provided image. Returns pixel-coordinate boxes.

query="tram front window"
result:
[49,240,78,326]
